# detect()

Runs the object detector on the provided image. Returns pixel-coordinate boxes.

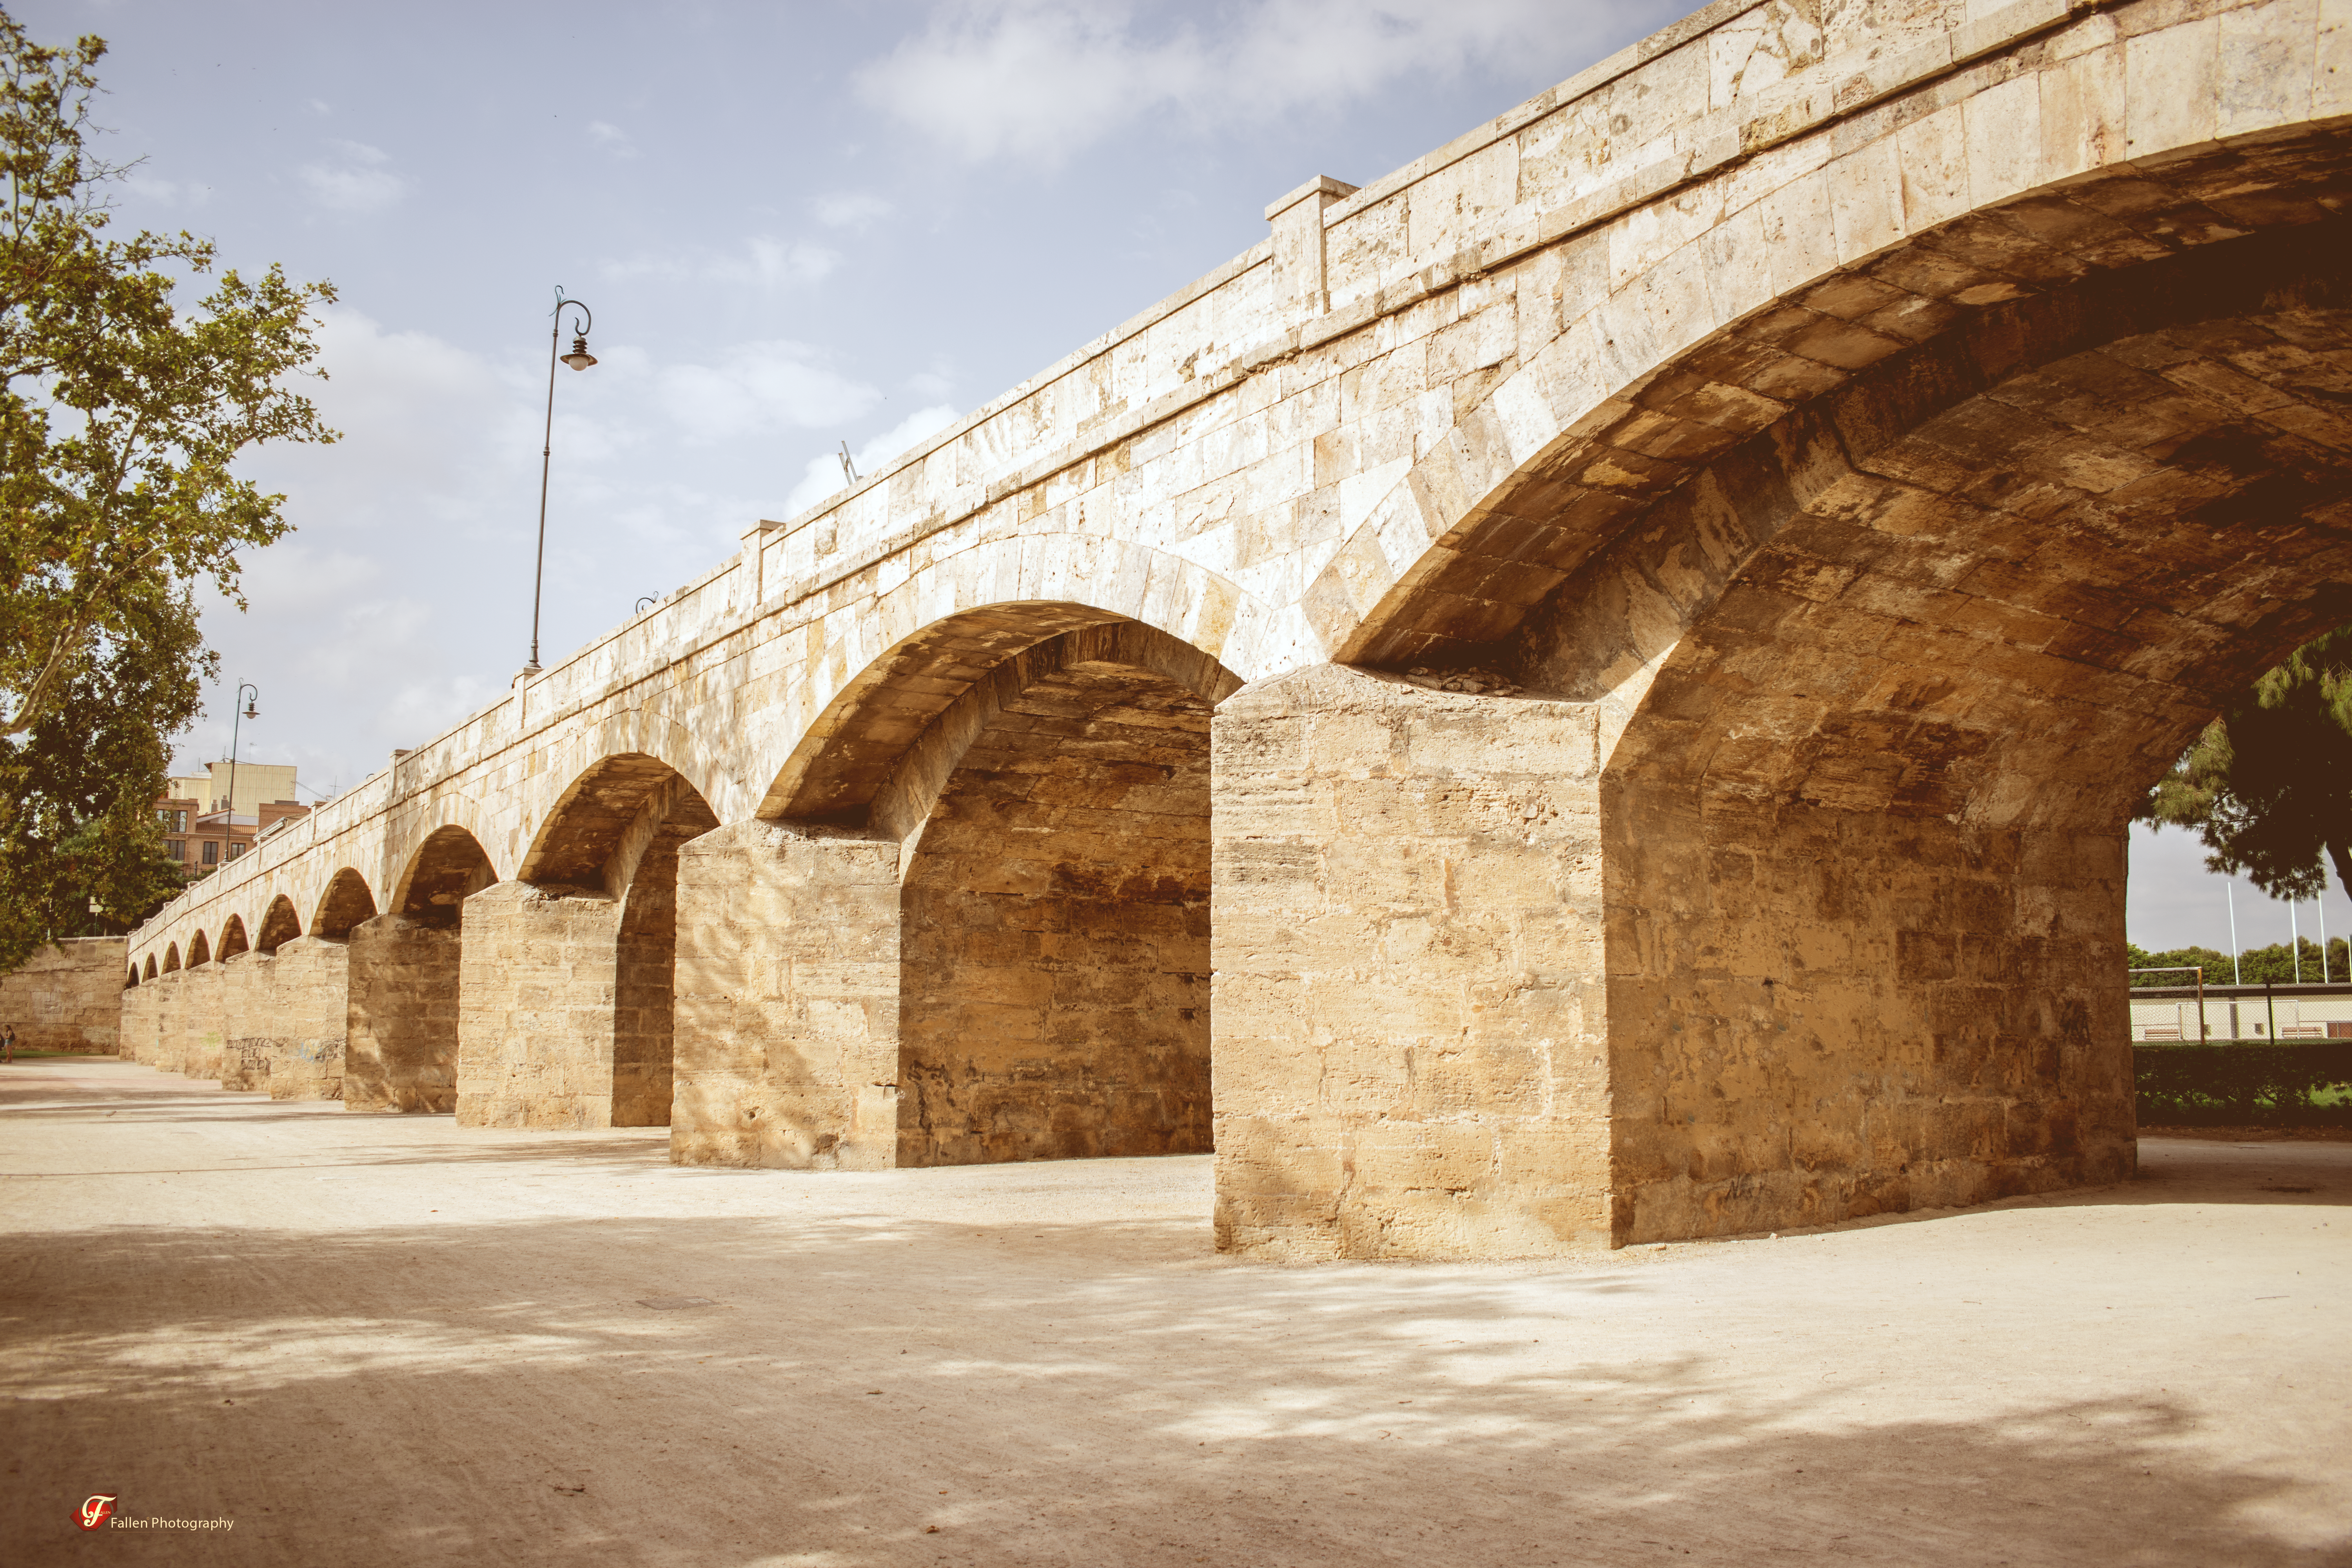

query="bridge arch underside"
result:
[456,753,718,1131]
[673,612,1238,1170]
[1287,196,2352,1249]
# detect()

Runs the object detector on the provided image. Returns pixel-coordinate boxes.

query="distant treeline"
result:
[2129,938,2351,987]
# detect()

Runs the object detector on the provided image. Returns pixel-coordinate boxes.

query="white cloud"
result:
[813,192,893,230]
[857,0,1621,165]
[656,341,883,444]
[601,236,840,289]
[124,172,209,208]
[298,140,409,214]
[783,403,959,516]
[588,120,638,157]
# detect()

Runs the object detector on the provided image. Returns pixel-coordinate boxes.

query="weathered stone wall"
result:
[152,970,187,1074]
[1604,798,2135,1243]
[218,951,275,1090]
[268,937,349,1102]
[612,831,691,1127]
[456,882,622,1129]
[899,662,1213,1166]
[180,964,224,1081]
[1212,664,1612,1259]
[0,938,127,1053]
[345,915,459,1113]
[118,979,160,1066]
[673,823,900,1169]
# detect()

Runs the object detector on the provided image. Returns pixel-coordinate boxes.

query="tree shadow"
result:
[0,1208,2339,1567]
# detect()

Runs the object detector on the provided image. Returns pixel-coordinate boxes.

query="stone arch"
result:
[217,915,249,960]
[474,751,720,1128]
[753,535,1289,828]
[162,944,179,973]
[145,953,160,980]
[125,965,139,989]
[1308,169,2352,1244]
[186,929,211,967]
[1323,131,2352,669]
[255,896,303,955]
[391,826,498,926]
[766,610,1241,833]
[673,609,1243,1170]
[312,869,377,940]
[892,620,1238,1166]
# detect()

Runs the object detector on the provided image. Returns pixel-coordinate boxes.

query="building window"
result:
[227,842,247,860]
[201,840,218,866]
[167,839,186,861]
[157,809,187,832]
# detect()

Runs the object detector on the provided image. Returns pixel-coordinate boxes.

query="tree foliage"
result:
[0,18,334,969]
[2137,624,2352,900]
[2129,940,2350,987]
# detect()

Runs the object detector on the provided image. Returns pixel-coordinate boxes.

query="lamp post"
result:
[526,287,599,673]
[223,682,258,825]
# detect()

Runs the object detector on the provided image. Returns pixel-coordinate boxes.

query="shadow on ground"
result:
[0,1205,2336,1568]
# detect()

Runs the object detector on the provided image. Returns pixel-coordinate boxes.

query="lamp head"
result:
[561,335,597,372]
[243,699,258,720]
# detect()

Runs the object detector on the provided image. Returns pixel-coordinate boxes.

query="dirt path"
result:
[3,1057,2347,1566]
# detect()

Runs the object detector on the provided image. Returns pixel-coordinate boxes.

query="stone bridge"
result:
[118,0,2352,1258]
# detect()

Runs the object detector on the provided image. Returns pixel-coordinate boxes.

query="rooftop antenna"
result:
[838,441,860,486]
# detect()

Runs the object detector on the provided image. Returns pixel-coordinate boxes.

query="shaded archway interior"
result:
[186,931,210,967]
[892,625,1229,1167]
[1359,193,2352,1240]
[312,870,377,941]
[216,917,249,961]
[763,601,1140,825]
[255,897,302,955]
[396,827,498,925]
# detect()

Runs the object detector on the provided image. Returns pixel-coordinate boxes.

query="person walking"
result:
[2,1024,14,1063]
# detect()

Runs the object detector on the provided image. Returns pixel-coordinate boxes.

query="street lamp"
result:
[526,287,598,674]
[224,682,258,826]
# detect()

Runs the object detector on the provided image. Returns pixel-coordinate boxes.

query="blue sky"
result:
[20,0,2344,955]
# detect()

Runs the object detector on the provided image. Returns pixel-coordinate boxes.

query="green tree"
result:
[0,19,335,968]
[2138,624,2352,901]
[2131,939,2348,987]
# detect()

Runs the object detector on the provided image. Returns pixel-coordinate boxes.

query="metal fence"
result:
[2127,977,2352,1043]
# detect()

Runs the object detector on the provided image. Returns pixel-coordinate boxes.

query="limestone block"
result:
[672,821,901,1169]
[1211,664,1614,1261]
[218,951,276,1091]
[0,937,128,1054]
[457,880,625,1129]
[118,980,160,1066]
[180,964,225,1081]
[269,937,350,1102]
[346,915,459,1113]
[152,970,187,1074]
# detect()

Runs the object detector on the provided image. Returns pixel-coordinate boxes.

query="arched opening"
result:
[255,896,302,954]
[679,612,1238,1170]
[347,829,496,1114]
[898,635,1225,1165]
[312,868,377,939]
[396,827,499,924]
[186,930,211,967]
[141,955,156,980]
[217,916,249,960]
[469,753,719,1129]
[158,947,175,975]
[1323,196,2352,1244]
[125,966,138,989]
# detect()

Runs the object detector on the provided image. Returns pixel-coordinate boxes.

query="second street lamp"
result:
[224,681,258,841]
[526,288,598,674]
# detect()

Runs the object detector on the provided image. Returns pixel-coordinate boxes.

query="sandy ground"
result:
[2,1058,2347,1567]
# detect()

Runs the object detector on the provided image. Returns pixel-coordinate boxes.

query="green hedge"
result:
[2135,1040,2352,1125]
